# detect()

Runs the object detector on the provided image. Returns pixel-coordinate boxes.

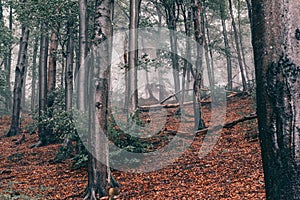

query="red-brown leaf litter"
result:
[0,95,265,199]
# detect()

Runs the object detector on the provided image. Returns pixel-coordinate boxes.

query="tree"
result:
[6,24,30,136]
[228,0,247,91]
[0,0,13,111]
[219,0,232,90]
[30,35,39,113]
[252,0,300,199]
[65,17,74,111]
[84,0,116,198]
[47,30,58,108]
[162,0,181,96]
[37,22,49,146]
[192,0,205,130]
[127,0,139,119]
[78,0,88,111]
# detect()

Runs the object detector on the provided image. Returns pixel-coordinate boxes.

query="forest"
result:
[0,0,300,199]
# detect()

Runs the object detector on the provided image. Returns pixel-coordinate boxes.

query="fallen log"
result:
[138,101,194,111]
[165,113,257,136]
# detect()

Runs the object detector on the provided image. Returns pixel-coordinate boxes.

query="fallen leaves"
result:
[0,96,265,199]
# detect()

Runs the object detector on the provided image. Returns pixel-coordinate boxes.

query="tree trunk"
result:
[37,23,49,146]
[84,0,115,198]
[237,0,250,82]
[205,15,216,95]
[180,2,192,110]
[4,4,13,110]
[245,0,252,27]
[21,57,28,110]
[127,0,139,120]
[65,20,74,111]
[192,0,205,130]
[6,25,30,137]
[202,8,215,100]
[47,30,58,107]
[252,0,300,199]
[220,1,233,91]
[156,5,164,101]
[78,0,88,111]
[165,2,180,96]
[124,33,129,110]
[228,0,247,91]
[31,35,39,113]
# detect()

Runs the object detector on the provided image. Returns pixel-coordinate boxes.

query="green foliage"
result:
[71,150,88,169]
[27,87,77,143]
[0,69,10,115]
[108,118,153,153]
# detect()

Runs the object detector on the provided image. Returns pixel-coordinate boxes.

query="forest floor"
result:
[0,95,266,199]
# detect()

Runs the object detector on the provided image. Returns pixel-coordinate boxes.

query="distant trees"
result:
[252,0,300,199]
[1,0,255,198]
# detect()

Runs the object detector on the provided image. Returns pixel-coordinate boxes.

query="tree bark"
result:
[127,0,139,120]
[192,0,205,130]
[37,23,49,146]
[220,1,233,91]
[84,0,115,198]
[78,0,88,111]
[4,4,13,110]
[228,0,247,91]
[202,8,215,100]
[47,30,58,107]
[6,25,30,136]
[252,0,300,199]
[65,20,74,111]
[164,1,180,96]
[31,35,39,113]
[237,0,250,82]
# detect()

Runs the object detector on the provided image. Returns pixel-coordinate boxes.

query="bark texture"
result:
[7,25,29,136]
[252,0,300,199]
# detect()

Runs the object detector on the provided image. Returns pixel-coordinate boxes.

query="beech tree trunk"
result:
[6,25,30,136]
[31,35,39,113]
[192,0,205,130]
[164,1,180,96]
[65,19,74,111]
[78,0,88,111]
[37,23,49,146]
[127,0,139,119]
[202,7,214,100]
[84,0,115,198]
[181,3,192,108]
[3,4,13,110]
[252,0,300,199]
[228,0,247,91]
[47,30,58,107]
[220,1,233,91]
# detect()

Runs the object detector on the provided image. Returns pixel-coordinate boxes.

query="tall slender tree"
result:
[228,0,247,91]
[219,0,232,90]
[127,0,139,119]
[192,0,205,130]
[6,24,30,136]
[31,35,39,113]
[47,30,58,107]
[36,23,49,146]
[65,18,74,111]
[78,0,88,111]
[163,0,180,96]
